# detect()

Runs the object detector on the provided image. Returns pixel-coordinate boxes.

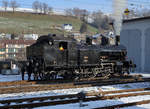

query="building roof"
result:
[37,34,76,43]
[123,16,150,23]
[63,24,72,26]
[0,39,36,45]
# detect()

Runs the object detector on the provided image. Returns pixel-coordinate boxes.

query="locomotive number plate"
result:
[84,56,88,62]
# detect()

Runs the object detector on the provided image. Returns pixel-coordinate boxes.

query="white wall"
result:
[121,19,150,72]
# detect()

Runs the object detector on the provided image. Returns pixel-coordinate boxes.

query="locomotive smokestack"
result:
[113,0,127,46]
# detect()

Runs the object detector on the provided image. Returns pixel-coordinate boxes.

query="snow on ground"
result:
[0,82,150,108]
[34,96,150,109]
[0,73,150,108]
[0,81,150,100]
[0,74,31,82]
[34,95,150,109]
[131,72,150,78]
[0,74,22,82]
[121,104,150,109]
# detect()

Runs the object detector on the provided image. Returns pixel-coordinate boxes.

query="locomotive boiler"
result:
[26,34,135,80]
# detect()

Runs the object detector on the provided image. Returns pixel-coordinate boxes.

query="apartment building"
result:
[0,40,36,61]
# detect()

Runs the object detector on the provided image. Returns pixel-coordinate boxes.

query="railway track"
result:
[0,87,150,109]
[0,76,150,94]
[93,100,150,109]
[0,75,142,87]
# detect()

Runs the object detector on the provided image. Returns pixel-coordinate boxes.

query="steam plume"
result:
[113,0,127,36]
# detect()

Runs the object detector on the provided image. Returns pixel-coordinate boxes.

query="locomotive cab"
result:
[43,36,78,69]
[57,40,78,67]
[57,41,68,67]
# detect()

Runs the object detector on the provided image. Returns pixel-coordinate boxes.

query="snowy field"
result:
[0,74,31,82]
[0,73,150,109]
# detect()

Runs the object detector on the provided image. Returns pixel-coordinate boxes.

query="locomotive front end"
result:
[99,45,136,75]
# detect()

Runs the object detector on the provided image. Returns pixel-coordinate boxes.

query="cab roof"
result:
[37,34,76,43]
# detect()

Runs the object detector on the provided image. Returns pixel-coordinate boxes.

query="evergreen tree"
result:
[80,22,87,33]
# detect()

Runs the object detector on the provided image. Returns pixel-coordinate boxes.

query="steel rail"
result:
[0,90,150,109]
[0,78,150,95]
[93,100,150,109]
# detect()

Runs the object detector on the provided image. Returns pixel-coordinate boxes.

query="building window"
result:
[8,48,16,53]
[20,44,24,48]
[8,44,15,48]
[0,48,5,52]
[8,54,15,58]
[0,54,4,57]
[7,44,10,47]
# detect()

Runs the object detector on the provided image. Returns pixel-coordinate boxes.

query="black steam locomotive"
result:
[26,34,135,80]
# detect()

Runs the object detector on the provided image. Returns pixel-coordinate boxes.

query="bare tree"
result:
[42,3,49,14]
[48,6,53,14]
[80,9,89,22]
[80,22,87,33]
[32,1,40,13]
[2,0,9,11]
[38,2,43,13]
[72,8,81,18]
[10,0,19,12]
[65,8,73,16]
[66,8,89,21]
[32,1,52,14]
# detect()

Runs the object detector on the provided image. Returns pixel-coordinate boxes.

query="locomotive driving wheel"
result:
[74,68,95,80]
[101,70,111,79]
[92,67,101,77]
[92,66,111,78]
[38,71,57,80]
[39,72,45,80]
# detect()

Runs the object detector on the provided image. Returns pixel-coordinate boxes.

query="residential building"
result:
[24,34,39,40]
[0,40,36,61]
[62,24,73,32]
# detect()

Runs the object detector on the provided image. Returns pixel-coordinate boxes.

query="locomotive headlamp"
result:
[59,46,64,51]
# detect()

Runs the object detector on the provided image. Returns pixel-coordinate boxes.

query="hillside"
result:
[0,12,98,35]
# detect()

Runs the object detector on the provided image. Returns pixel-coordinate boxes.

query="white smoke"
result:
[113,0,127,36]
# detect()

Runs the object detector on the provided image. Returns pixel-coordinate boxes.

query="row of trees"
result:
[32,1,53,14]
[65,8,111,32]
[66,7,150,33]
[1,0,53,14]
[65,8,90,33]
[2,0,19,12]
[65,8,89,21]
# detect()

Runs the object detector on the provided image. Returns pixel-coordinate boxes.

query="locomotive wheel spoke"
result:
[92,67,101,77]
[39,73,44,80]
[101,71,111,78]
